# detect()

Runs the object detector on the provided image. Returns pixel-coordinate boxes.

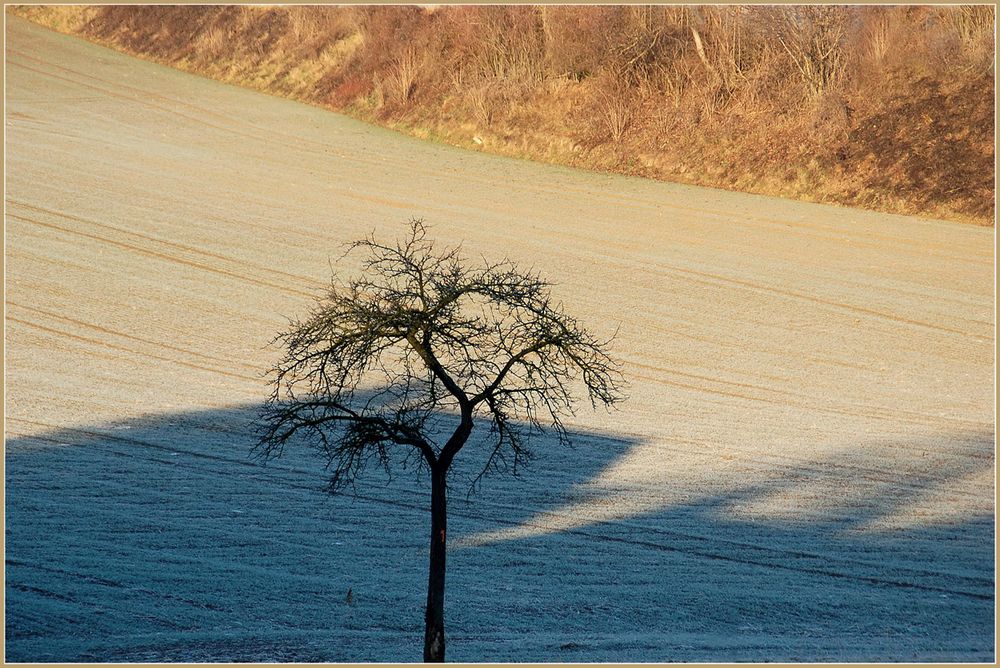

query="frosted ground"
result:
[5,17,995,662]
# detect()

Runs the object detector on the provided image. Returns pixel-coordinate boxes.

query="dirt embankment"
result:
[12,4,995,226]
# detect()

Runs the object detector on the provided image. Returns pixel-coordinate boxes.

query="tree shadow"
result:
[4,402,636,662]
[449,427,994,662]
[5,405,994,662]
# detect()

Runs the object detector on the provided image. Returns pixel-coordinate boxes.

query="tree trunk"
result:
[423,466,447,662]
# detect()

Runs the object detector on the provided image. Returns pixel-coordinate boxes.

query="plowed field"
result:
[5,17,995,662]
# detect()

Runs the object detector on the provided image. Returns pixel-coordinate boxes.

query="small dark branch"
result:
[470,337,558,406]
[255,218,624,497]
[407,330,471,411]
[254,218,628,664]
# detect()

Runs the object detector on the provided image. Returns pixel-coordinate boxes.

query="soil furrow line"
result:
[10,54,441,219]
[7,59,302,158]
[16,48,993,269]
[5,570,194,632]
[636,361,988,429]
[6,559,230,614]
[7,317,259,383]
[643,262,992,341]
[636,317,892,373]
[7,212,316,299]
[628,366,985,431]
[7,199,327,290]
[8,418,991,600]
[6,301,260,373]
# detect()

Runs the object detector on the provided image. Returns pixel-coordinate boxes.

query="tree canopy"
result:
[255,219,624,661]
[257,219,623,488]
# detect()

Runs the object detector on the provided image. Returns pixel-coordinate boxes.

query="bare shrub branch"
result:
[775,6,848,98]
[387,48,421,105]
[598,77,635,143]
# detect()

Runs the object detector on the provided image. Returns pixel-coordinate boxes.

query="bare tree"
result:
[775,6,849,98]
[256,220,624,662]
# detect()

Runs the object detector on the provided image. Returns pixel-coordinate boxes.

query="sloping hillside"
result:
[11,4,996,225]
[5,16,995,662]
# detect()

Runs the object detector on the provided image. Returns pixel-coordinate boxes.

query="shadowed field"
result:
[6,408,993,661]
[5,16,995,662]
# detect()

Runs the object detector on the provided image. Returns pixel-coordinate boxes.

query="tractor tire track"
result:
[8,212,316,299]
[7,418,992,602]
[6,19,994,661]
[7,301,260,374]
[15,46,995,268]
[625,359,988,431]
[7,317,259,383]
[7,199,328,290]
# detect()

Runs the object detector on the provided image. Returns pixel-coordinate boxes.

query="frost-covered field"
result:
[5,16,995,662]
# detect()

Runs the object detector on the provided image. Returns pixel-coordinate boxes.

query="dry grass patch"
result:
[11,4,994,225]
